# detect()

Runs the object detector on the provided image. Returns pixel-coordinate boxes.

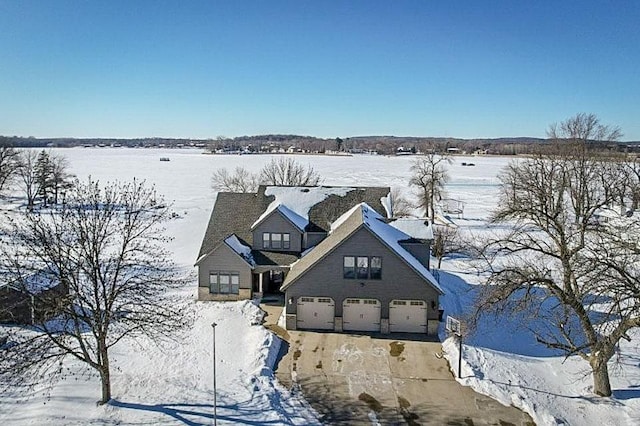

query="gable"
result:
[282,225,441,294]
[281,206,442,294]
[251,204,307,232]
[197,240,254,270]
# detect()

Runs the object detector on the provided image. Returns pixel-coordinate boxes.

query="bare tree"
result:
[259,157,322,186]
[624,157,640,210]
[0,178,189,404]
[477,114,639,397]
[49,152,74,204]
[432,224,461,269]
[409,146,452,219]
[16,150,42,209]
[212,157,322,193]
[211,166,258,193]
[389,187,413,217]
[0,143,20,194]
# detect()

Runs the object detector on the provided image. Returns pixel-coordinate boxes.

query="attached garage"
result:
[389,299,427,333]
[342,298,381,332]
[296,297,335,330]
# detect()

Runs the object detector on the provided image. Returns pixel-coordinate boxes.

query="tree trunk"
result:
[590,357,612,397]
[98,345,111,404]
[99,366,111,404]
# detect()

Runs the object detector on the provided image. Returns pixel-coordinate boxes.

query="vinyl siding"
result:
[284,227,440,319]
[197,244,252,300]
[252,211,303,252]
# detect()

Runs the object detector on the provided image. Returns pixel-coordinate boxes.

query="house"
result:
[196,185,443,335]
[281,204,443,335]
[196,185,392,301]
[0,279,67,325]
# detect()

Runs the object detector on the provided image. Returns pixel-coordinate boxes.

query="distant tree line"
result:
[4,134,640,156]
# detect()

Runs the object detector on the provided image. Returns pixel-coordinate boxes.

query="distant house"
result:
[196,185,442,335]
[0,278,67,325]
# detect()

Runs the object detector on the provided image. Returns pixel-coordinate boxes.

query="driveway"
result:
[274,330,534,425]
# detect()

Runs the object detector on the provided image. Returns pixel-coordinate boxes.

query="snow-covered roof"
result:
[252,186,357,230]
[224,234,255,267]
[330,203,360,233]
[380,192,392,218]
[358,204,442,293]
[0,273,62,294]
[388,218,434,240]
[283,202,442,294]
[251,203,308,231]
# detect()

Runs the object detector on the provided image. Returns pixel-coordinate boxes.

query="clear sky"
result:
[1,1,639,140]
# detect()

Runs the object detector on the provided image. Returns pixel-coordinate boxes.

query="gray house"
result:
[196,185,442,335]
[196,185,391,301]
[281,203,443,335]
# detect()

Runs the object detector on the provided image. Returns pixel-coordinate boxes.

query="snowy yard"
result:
[1,148,639,425]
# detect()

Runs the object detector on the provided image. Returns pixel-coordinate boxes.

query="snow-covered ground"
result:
[1,148,639,425]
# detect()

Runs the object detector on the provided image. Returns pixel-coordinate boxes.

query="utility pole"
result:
[212,322,218,426]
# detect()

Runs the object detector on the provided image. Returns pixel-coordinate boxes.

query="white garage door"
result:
[389,300,427,333]
[296,297,335,330]
[342,298,381,332]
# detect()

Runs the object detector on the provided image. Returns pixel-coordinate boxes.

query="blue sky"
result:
[1,1,639,140]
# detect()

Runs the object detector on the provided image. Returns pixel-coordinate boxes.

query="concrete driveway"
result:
[274,330,534,425]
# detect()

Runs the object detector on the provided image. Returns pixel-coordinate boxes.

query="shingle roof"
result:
[196,192,271,260]
[281,203,443,294]
[196,185,391,267]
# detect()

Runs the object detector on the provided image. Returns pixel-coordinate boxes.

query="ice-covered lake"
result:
[52,147,508,265]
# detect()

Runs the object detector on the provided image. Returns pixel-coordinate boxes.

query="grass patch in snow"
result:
[358,392,383,413]
[389,341,405,357]
[398,396,420,425]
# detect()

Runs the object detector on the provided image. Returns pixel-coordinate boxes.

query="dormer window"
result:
[272,233,282,248]
[262,232,291,250]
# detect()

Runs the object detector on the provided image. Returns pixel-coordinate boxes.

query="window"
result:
[343,256,355,278]
[262,232,291,250]
[343,256,382,280]
[271,233,282,249]
[370,256,382,279]
[356,257,369,279]
[209,273,219,293]
[209,271,240,294]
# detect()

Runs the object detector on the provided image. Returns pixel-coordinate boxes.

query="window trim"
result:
[209,271,240,295]
[262,232,291,250]
[343,256,356,279]
[343,255,382,280]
